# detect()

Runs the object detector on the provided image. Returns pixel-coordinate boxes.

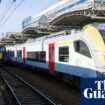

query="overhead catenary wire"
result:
[0,0,58,31]
[0,0,25,29]
[0,0,15,26]
[0,0,13,19]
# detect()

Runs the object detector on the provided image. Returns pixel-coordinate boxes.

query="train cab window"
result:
[99,30,105,43]
[74,40,91,58]
[59,46,69,62]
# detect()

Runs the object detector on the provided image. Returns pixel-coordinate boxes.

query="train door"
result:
[23,47,26,65]
[48,43,55,74]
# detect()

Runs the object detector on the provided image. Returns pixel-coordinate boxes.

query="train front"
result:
[84,23,105,77]
[0,45,6,65]
[0,49,4,64]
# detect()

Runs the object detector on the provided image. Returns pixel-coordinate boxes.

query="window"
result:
[74,40,91,58]
[59,46,69,62]
[8,51,14,57]
[40,52,46,62]
[27,52,38,61]
[17,50,22,57]
[99,30,105,43]
[27,51,46,63]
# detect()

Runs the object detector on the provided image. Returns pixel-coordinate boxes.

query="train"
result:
[0,50,3,64]
[5,22,105,81]
[0,45,6,65]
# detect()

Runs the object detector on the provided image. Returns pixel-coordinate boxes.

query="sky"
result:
[0,0,59,37]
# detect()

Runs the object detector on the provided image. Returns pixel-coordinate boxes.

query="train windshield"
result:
[99,30,105,43]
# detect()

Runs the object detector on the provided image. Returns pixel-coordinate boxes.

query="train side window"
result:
[74,40,91,58]
[9,51,14,57]
[27,52,36,60]
[27,52,31,60]
[59,46,69,62]
[35,52,40,60]
[40,52,46,62]
[17,50,22,57]
[27,51,46,63]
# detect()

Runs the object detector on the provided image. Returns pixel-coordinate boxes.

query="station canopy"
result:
[49,9,105,27]
[0,32,30,45]
[22,27,51,38]
[1,0,105,45]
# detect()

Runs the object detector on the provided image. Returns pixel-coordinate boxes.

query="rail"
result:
[0,68,60,105]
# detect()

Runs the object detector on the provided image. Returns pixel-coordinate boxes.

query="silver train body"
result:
[6,23,105,77]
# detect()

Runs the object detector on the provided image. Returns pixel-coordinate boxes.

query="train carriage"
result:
[0,45,6,65]
[6,23,105,78]
[0,50,3,64]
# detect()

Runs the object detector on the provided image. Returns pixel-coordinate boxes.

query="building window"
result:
[59,46,69,62]
[27,51,46,63]
[74,40,91,58]
[17,50,22,57]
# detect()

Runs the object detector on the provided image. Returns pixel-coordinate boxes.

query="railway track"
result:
[0,68,60,105]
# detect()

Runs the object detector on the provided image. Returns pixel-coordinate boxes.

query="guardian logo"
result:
[81,78,105,105]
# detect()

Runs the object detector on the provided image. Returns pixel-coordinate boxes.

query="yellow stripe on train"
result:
[56,41,73,46]
[0,54,3,59]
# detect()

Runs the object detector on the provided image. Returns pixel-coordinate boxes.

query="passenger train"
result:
[6,23,105,79]
[0,50,4,64]
[0,46,5,65]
